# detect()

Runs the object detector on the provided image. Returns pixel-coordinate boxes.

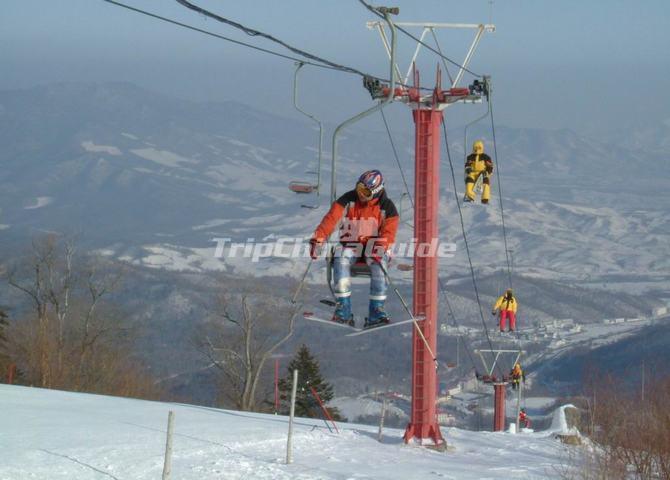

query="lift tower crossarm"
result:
[367,21,495,30]
[367,21,494,90]
[474,349,525,378]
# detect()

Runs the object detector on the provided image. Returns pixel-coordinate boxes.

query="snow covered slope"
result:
[1,82,668,281]
[0,385,569,479]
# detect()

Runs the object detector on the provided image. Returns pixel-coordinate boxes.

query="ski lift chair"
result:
[288,181,317,194]
[326,245,371,284]
[317,245,371,308]
[479,374,509,384]
[475,349,523,385]
[288,180,320,209]
[288,63,323,209]
[477,373,494,384]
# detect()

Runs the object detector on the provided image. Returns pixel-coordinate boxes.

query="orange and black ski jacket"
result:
[312,190,399,251]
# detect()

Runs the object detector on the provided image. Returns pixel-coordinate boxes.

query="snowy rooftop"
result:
[0,385,571,479]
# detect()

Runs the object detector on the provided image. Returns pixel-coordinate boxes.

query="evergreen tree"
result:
[0,308,7,345]
[0,308,13,382]
[278,344,344,420]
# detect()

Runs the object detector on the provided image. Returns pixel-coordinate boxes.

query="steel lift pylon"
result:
[475,348,524,432]
[366,17,495,445]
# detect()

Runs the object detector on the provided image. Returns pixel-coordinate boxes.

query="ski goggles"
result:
[356,182,373,200]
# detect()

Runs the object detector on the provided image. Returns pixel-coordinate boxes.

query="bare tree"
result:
[558,372,670,479]
[72,261,123,390]
[4,233,157,398]
[197,290,297,411]
[7,234,62,386]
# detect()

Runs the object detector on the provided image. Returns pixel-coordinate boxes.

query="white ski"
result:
[303,310,424,336]
[302,311,359,331]
[345,316,424,337]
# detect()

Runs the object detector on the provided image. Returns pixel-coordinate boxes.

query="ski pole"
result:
[290,257,313,305]
[376,260,438,368]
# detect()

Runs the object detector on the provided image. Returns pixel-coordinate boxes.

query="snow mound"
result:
[549,404,580,435]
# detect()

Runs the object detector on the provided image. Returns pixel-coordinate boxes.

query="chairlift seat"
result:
[289,181,316,194]
[326,248,371,281]
[478,374,502,384]
[350,259,371,278]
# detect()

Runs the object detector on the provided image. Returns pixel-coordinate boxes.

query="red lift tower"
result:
[405,85,446,444]
[366,18,495,445]
[475,348,525,432]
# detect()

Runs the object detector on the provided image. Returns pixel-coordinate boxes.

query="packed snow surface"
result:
[0,385,570,479]
[130,148,197,168]
[24,196,53,210]
[329,396,408,422]
[81,140,122,156]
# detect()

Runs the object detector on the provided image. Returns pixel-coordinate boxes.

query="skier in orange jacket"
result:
[309,170,399,327]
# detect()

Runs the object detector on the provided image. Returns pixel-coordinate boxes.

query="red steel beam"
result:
[403,108,444,445]
[493,383,507,432]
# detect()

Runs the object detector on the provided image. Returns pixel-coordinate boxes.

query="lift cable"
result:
[440,282,479,371]
[380,109,413,210]
[358,0,483,79]
[102,0,418,90]
[486,89,522,344]
[101,0,347,70]
[379,109,479,372]
[442,120,505,378]
[488,89,513,290]
[176,0,377,77]
[174,0,431,92]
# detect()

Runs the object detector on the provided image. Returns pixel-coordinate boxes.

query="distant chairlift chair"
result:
[287,62,323,209]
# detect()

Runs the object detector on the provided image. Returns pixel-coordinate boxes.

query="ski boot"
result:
[463,195,474,203]
[332,297,354,327]
[364,300,390,329]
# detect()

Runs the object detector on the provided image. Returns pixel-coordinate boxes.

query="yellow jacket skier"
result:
[464,140,493,204]
[492,288,517,332]
[510,362,525,390]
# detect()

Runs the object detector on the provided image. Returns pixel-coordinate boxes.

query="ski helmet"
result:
[356,170,384,200]
[473,140,485,154]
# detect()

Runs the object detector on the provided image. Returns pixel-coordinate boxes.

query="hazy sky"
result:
[2,0,669,134]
